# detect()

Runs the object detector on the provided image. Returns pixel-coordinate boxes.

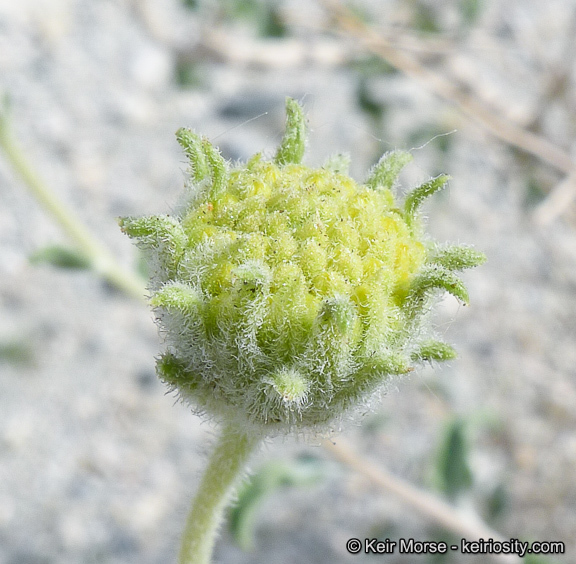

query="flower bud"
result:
[121,98,485,434]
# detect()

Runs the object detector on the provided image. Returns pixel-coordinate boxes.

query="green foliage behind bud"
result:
[120,98,484,434]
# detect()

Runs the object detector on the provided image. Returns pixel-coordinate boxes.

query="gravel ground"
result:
[1,1,576,563]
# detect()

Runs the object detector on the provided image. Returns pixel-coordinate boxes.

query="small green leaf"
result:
[29,245,91,270]
[259,6,288,38]
[0,340,35,366]
[232,261,271,293]
[365,150,413,192]
[524,176,547,206]
[229,456,328,551]
[356,78,386,122]
[362,350,412,376]
[275,98,306,166]
[181,0,199,10]
[435,418,473,500]
[349,54,396,77]
[484,483,508,523]
[175,59,205,88]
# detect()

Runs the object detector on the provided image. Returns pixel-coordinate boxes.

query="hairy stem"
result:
[179,424,260,564]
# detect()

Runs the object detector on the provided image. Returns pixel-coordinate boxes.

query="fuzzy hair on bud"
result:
[121,98,485,434]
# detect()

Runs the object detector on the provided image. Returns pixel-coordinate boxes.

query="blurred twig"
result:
[533,171,576,226]
[0,98,147,301]
[201,30,346,68]
[318,0,574,174]
[317,0,576,222]
[323,437,521,563]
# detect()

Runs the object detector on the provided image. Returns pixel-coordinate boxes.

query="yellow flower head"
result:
[120,98,484,434]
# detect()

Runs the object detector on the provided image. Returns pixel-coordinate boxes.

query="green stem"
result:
[0,103,146,301]
[179,424,260,564]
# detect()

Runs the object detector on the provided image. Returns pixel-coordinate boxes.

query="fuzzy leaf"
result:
[435,418,473,500]
[119,215,185,282]
[365,150,413,192]
[275,98,306,166]
[232,261,272,293]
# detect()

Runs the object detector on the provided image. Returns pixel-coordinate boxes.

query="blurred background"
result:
[1,1,575,562]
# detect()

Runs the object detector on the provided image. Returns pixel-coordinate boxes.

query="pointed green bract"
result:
[428,244,487,271]
[157,352,199,391]
[319,296,358,336]
[119,214,184,246]
[404,174,450,227]
[176,128,210,183]
[365,150,413,192]
[363,350,412,376]
[412,340,457,362]
[274,97,306,166]
[407,264,469,306]
[119,214,186,281]
[201,138,227,198]
[232,261,271,292]
[121,98,483,434]
[265,368,309,406]
[151,282,202,315]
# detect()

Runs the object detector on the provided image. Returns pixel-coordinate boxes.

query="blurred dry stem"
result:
[323,438,521,564]
[317,0,576,221]
[533,170,576,226]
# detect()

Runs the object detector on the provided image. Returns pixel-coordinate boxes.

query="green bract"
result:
[120,98,484,434]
